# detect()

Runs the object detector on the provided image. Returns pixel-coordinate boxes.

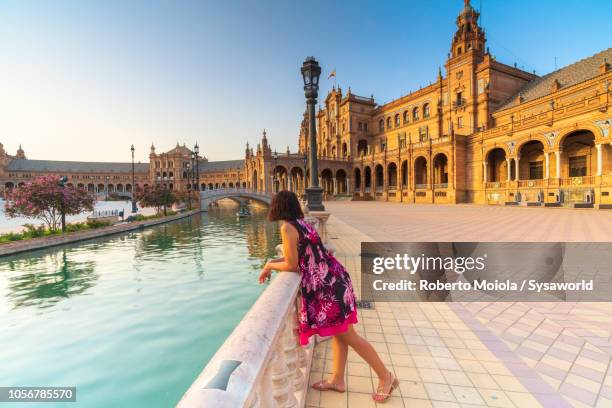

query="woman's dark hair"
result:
[268,190,304,221]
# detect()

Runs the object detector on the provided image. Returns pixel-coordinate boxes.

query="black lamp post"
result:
[303,150,308,197]
[58,176,68,233]
[273,150,279,193]
[190,151,196,195]
[301,57,324,211]
[130,145,137,213]
[186,161,192,209]
[194,143,200,191]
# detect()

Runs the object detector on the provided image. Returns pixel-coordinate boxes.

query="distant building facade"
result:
[247,0,612,208]
[0,141,245,197]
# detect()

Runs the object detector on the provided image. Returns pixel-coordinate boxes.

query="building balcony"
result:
[518,179,544,188]
[560,176,596,187]
[415,183,429,189]
[434,183,449,189]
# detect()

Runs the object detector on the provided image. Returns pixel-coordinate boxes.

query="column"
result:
[596,144,603,176]
[483,161,488,184]
[346,177,351,194]
[288,175,292,192]
[332,178,337,195]
[515,156,520,181]
[506,158,511,181]
[544,152,550,179]
[555,151,561,179]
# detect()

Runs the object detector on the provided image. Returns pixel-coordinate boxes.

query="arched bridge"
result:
[200,188,273,211]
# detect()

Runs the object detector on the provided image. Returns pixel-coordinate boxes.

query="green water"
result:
[0,205,280,407]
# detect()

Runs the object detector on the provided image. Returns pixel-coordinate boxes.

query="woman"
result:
[258,190,398,403]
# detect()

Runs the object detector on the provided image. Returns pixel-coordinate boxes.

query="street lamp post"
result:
[130,145,137,213]
[303,151,308,197]
[58,176,68,233]
[273,150,278,193]
[194,143,200,191]
[301,57,324,211]
[186,161,192,210]
[190,152,196,189]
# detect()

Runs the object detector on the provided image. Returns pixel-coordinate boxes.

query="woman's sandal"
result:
[372,371,399,402]
[311,380,346,393]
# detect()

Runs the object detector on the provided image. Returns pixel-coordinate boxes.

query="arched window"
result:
[394,114,400,127]
[412,107,419,121]
[423,103,430,118]
[386,117,391,129]
[379,119,384,132]
[403,111,409,124]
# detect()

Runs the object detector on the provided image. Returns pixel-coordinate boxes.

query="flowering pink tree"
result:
[134,184,177,215]
[4,176,96,232]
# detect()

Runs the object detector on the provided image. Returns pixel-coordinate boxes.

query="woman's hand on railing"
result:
[258,264,273,283]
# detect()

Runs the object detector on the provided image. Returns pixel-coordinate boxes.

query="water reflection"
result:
[5,250,97,309]
[1,201,279,311]
[0,201,280,408]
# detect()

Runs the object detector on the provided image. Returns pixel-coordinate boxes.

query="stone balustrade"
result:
[177,239,313,408]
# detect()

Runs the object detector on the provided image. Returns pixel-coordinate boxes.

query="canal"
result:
[0,203,279,407]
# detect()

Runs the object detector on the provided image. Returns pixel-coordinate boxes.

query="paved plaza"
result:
[324,202,612,242]
[306,203,612,408]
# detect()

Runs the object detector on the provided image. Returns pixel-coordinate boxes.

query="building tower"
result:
[16,145,26,159]
[261,129,272,157]
[450,0,486,58]
[445,0,487,136]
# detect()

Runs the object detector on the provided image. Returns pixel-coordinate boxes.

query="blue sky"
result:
[0,0,610,163]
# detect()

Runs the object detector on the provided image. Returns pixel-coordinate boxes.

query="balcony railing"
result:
[560,176,596,186]
[485,181,506,189]
[518,179,544,188]
[434,183,448,189]
[452,98,467,109]
[415,183,429,189]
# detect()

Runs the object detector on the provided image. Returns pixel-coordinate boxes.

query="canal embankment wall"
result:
[0,209,200,257]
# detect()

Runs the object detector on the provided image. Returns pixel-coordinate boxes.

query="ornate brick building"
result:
[2,0,611,209]
[0,142,245,197]
[247,0,612,208]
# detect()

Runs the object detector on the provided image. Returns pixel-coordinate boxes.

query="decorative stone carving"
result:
[506,141,517,154]
[543,131,559,148]
[594,118,611,138]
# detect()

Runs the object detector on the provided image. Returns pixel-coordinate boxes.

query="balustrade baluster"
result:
[271,327,297,407]
[282,309,303,392]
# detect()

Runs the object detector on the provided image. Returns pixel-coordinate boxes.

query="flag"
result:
[327,69,336,80]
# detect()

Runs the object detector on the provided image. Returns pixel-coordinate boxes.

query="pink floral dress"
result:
[289,218,358,345]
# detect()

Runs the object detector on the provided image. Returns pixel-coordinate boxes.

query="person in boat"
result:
[259,190,398,402]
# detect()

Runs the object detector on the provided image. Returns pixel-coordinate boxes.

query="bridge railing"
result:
[200,188,272,200]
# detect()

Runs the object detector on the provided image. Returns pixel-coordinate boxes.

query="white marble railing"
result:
[177,269,312,408]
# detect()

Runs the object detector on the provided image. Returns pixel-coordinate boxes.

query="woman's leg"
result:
[336,324,388,380]
[329,335,348,386]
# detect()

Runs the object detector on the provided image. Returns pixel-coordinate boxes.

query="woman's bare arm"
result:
[267,222,299,272]
[258,222,299,283]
